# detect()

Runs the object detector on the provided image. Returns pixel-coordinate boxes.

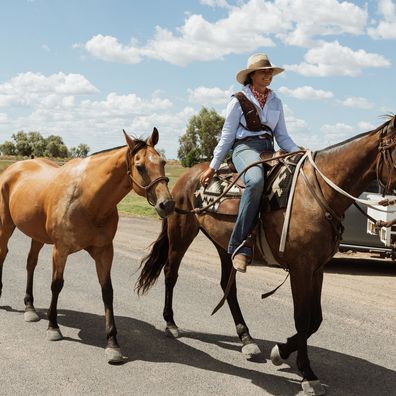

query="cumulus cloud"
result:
[83,35,143,64]
[0,71,191,158]
[199,0,230,8]
[0,72,99,107]
[276,0,367,47]
[74,1,373,67]
[368,0,396,39]
[340,96,374,109]
[187,86,234,105]
[278,85,334,100]
[284,41,390,76]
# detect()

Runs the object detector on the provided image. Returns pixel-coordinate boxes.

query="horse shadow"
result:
[1,305,391,396]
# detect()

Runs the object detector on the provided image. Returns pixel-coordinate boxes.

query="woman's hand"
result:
[200,167,215,187]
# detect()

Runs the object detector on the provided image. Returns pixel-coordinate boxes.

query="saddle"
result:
[193,151,303,216]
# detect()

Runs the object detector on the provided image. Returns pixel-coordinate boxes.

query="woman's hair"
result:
[243,72,253,86]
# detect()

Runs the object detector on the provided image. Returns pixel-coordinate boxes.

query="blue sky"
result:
[0,0,395,159]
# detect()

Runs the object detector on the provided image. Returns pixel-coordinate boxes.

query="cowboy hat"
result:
[236,53,284,85]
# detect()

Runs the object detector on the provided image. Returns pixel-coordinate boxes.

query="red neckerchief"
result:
[250,85,271,109]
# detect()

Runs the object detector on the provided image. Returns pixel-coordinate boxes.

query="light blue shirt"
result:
[209,85,300,170]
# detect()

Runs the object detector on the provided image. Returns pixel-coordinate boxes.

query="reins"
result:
[125,146,169,207]
[175,150,306,215]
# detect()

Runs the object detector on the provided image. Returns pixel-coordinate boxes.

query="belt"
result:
[237,133,273,142]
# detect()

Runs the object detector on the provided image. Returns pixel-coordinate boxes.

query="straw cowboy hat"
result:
[236,53,284,85]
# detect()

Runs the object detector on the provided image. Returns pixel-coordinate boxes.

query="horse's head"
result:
[123,128,175,218]
[377,114,396,194]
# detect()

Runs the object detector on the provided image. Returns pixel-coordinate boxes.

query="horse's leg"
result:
[87,243,123,364]
[163,214,199,338]
[215,244,261,359]
[0,213,15,299]
[47,246,67,341]
[271,268,325,395]
[23,239,44,322]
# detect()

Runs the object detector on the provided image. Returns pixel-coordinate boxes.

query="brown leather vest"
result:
[233,92,272,133]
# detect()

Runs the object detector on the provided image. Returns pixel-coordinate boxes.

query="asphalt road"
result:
[0,216,395,396]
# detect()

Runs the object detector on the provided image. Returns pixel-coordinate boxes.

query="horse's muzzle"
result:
[155,198,175,218]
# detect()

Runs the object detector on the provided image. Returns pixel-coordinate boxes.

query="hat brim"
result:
[236,66,284,85]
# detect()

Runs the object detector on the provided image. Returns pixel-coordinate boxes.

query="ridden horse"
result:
[136,115,396,394]
[0,128,174,363]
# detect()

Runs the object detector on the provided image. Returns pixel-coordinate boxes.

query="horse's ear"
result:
[147,127,159,147]
[123,129,135,150]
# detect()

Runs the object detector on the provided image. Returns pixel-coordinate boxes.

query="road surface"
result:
[0,216,395,395]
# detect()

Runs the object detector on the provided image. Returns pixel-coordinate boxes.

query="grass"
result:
[0,157,186,219]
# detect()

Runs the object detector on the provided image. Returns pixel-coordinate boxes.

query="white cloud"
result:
[340,96,374,109]
[276,0,367,47]
[83,35,143,64]
[284,41,390,76]
[278,85,334,100]
[187,86,234,105]
[368,0,396,39]
[319,122,356,145]
[0,113,8,123]
[0,72,99,107]
[358,121,376,131]
[76,1,370,66]
[200,0,230,8]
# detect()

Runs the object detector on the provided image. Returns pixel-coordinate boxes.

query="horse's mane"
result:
[318,114,395,154]
[89,137,148,157]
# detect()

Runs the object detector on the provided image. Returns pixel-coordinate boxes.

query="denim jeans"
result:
[228,138,274,257]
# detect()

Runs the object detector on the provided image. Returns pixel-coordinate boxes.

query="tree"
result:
[45,135,69,158]
[12,131,32,156]
[178,107,224,167]
[0,140,16,155]
[70,143,90,158]
[28,131,46,157]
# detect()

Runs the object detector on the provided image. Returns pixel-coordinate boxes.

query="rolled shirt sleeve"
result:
[209,97,241,171]
[272,102,300,153]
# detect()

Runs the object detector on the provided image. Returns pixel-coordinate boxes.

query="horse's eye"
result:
[136,164,146,173]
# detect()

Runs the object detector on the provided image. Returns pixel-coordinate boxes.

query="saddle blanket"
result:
[194,159,297,215]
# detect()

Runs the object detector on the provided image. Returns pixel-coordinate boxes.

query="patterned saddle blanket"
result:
[194,153,303,215]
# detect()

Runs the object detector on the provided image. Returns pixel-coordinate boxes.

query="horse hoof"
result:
[270,344,285,366]
[105,347,123,364]
[47,328,63,341]
[165,325,180,338]
[301,379,325,395]
[24,309,40,322]
[242,342,261,359]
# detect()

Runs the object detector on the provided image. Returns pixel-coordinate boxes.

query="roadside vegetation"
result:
[0,106,223,218]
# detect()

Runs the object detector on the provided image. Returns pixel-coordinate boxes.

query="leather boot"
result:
[232,254,252,273]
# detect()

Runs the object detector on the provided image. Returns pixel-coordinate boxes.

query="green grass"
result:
[117,161,185,218]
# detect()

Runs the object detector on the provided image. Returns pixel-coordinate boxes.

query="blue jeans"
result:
[228,138,274,257]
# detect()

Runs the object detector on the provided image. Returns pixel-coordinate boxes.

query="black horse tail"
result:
[136,218,169,295]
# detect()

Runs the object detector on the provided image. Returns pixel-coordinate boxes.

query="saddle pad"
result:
[194,161,297,215]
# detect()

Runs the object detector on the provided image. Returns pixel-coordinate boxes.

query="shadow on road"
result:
[325,256,396,276]
[4,306,387,396]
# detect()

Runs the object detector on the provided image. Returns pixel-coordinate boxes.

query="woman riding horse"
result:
[137,115,396,395]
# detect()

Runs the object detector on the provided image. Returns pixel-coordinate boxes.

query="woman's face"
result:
[251,69,273,91]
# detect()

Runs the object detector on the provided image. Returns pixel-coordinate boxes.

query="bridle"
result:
[376,118,396,195]
[125,145,169,206]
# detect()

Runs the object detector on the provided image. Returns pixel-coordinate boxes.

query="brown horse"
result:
[0,128,174,363]
[137,115,396,394]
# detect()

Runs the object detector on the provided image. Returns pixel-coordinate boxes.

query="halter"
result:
[376,118,396,195]
[125,145,169,206]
